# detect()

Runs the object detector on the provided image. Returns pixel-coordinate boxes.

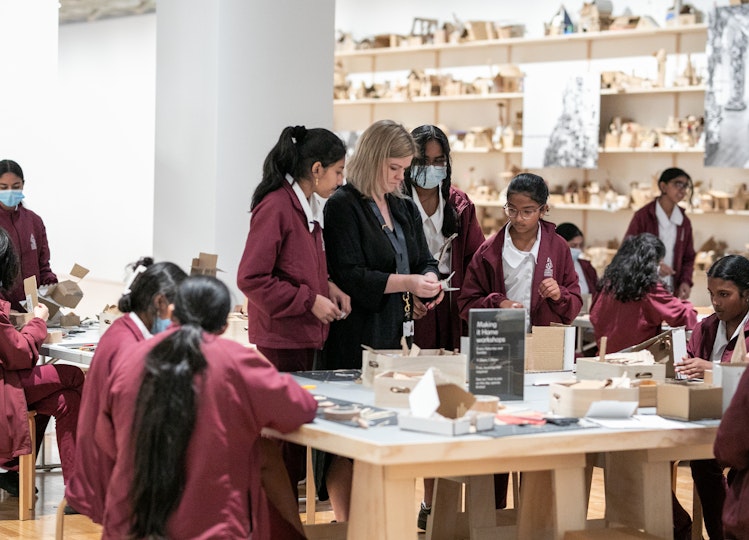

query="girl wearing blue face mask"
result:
[66,257,187,522]
[555,222,598,296]
[0,159,58,311]
[404,125,486,530]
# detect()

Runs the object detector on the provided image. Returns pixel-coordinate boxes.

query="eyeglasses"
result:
[669,181,691,190]
[504,204,544,219]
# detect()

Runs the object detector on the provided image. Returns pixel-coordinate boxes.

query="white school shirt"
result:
[502,224,541,332]
[287,174,323,232]
[655,200,683,292]
[412,189,450,274]
[129,311,152,339]
[711,309,749,363]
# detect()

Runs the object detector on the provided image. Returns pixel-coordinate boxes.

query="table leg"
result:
[347,460,416,540]
[517,465,586,540]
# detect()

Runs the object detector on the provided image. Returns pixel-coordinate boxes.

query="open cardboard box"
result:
[576,352,666,382]
[34,264,89,318]
[98,304,123,335]
[656,381,722,421]
[190,252,222,277]
[550,380,639,418]
[374,369,452,408]
[361,345,466,387]
[398,370,495,436]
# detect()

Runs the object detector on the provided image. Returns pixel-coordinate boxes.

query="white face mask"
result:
[570,247,582,260]
[411,165,447,190]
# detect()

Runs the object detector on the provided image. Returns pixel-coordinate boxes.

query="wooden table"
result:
[266,376,717,540]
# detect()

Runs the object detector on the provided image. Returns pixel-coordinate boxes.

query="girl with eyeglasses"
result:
[459,173,582,331]
[624,167,696,300]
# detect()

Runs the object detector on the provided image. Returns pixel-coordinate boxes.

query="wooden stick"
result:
[598,337,607,362]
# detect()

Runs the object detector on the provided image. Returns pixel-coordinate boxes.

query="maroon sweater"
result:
[0,204,57,309]
[624,199,696,291]
[458,219,582,326]
[237,182,329,349]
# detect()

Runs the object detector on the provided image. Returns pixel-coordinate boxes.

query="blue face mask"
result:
[411,165,447,190]
[0,190,24,208]
[151,317,171,334]
[570,248,582,260]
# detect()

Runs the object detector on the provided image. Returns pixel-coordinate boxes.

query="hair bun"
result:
[291,125,307,145]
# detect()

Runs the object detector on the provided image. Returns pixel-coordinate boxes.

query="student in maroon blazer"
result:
[96,277,317,540]
[458,173,582,328]
[0,229,83,498]
[675,255,749,540]
[238,125,349,374]
[590,233,697,353]
[555,222,598,296]
[0,159,57,311]
[714,366,749,539]
[624,168,695,300]
[66,259,186,523]
[404,125,485,528]
[237,126,349,505]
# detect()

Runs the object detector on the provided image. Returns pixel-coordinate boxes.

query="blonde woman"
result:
[316,120,442,521]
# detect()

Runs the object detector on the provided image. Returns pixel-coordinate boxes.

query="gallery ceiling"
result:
[58,0,155,24]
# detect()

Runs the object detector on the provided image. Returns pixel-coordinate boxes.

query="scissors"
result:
[439,271,460,292]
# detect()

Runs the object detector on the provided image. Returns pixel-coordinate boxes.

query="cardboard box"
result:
[190,252,220,277]
[525,325,575,372]
[48,264,88,309]
[576,356,666,382]
[564,526,662,539]
[98,304,123,335]
[618,329,685,378]
[9,310,34,329]
[44,330,63,344]
[361,348,466,387]
[656,382,723,421]
[374,370,449,408]
[550,380,639,418]
[397,377,495,436]
[59,313,81,328]
[634,380,658,407]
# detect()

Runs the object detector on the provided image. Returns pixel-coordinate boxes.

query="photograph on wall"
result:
[704,5,749,168]
[522,71,600,169]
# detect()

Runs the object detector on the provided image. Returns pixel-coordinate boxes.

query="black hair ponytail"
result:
[128,276,231,538]
[251,126,346,210]
[118,259,187,314]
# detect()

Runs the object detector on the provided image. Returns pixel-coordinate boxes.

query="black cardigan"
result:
[320,183,438,370]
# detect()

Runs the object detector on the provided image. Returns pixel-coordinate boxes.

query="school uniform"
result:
[0,300,83,482]
[0,204,57,310]
[625,199,696,294]
[412,187,485,351]
[238,179,329,356]
[458,219,582,327]
[66,313,148,524]
[687,312,749,540]
[320,183,438,370]
[590,281,696,352]
[577,258,598,295]
[714,366,749,539]
[97,328,317,540]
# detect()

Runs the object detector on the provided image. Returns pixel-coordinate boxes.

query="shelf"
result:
[599,147,704,154]
[335,24,708,61]
[333,92,523,106]
[453,148,522,155]
[600,85,705,96]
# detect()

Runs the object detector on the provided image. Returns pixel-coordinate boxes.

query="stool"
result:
[19,411,37,520]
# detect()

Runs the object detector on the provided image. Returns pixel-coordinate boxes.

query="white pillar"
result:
[154,0,335,301]
[0,0,58,225]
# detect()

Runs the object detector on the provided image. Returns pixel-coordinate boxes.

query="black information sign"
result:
[468,308,525,401]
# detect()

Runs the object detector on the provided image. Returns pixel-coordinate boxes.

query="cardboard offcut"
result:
[656,382,723,421]
[713,362,749,412]
[525,325,576,372]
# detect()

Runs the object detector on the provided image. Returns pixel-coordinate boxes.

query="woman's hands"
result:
[328,281,351,317]
[675,356,713,379]
[33,303,49,322]
[311,295,343,324]
[539,277,561,302]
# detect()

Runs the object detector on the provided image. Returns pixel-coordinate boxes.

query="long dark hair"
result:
[118,258,187,314]
[251,126,346,210]
[404,124,459,238]
[707,255,749,294]
[129,276,231,538]
[0,228,19,292]
[600,233,665,302]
